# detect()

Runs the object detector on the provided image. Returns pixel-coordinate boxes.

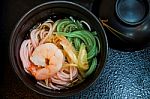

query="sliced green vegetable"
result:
[67,37,73,43]
[85,57,97,77]
[55,18,101,78]
[74,38,81,51]
[91,31,97,36]
[64,23,78,33]
[78,43,89,71]
[57,30,99,59]
[57,19,73,32]
[56,18,83,33]
[75,20,84,30]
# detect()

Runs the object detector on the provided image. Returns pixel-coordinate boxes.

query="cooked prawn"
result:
[44,34,78,64]
[28,43,64,80]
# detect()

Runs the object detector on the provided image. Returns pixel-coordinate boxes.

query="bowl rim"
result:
[9,0,108,97]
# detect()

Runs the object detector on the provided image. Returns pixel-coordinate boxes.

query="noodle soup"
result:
[19,16,100,90]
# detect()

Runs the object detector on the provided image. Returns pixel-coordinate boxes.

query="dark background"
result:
[1,0,150,98]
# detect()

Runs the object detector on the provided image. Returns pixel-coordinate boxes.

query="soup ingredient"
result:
[37,66,78,90]
[60,37,78,64]
[56,18,83,33]
[57,30,98,59]
[20,39,33,73]
[85,57,97,77]
[28,43,64,80]
[78,43,89,71]
[57,29,99,78]
[20,17,100,90]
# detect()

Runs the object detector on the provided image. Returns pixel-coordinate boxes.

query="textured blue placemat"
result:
[69,48,150,99]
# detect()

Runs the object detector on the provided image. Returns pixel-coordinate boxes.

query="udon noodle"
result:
[20,16,100,90]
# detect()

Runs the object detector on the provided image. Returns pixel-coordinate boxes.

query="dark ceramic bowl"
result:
[92,0,150,51]
[9,1,108,97]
